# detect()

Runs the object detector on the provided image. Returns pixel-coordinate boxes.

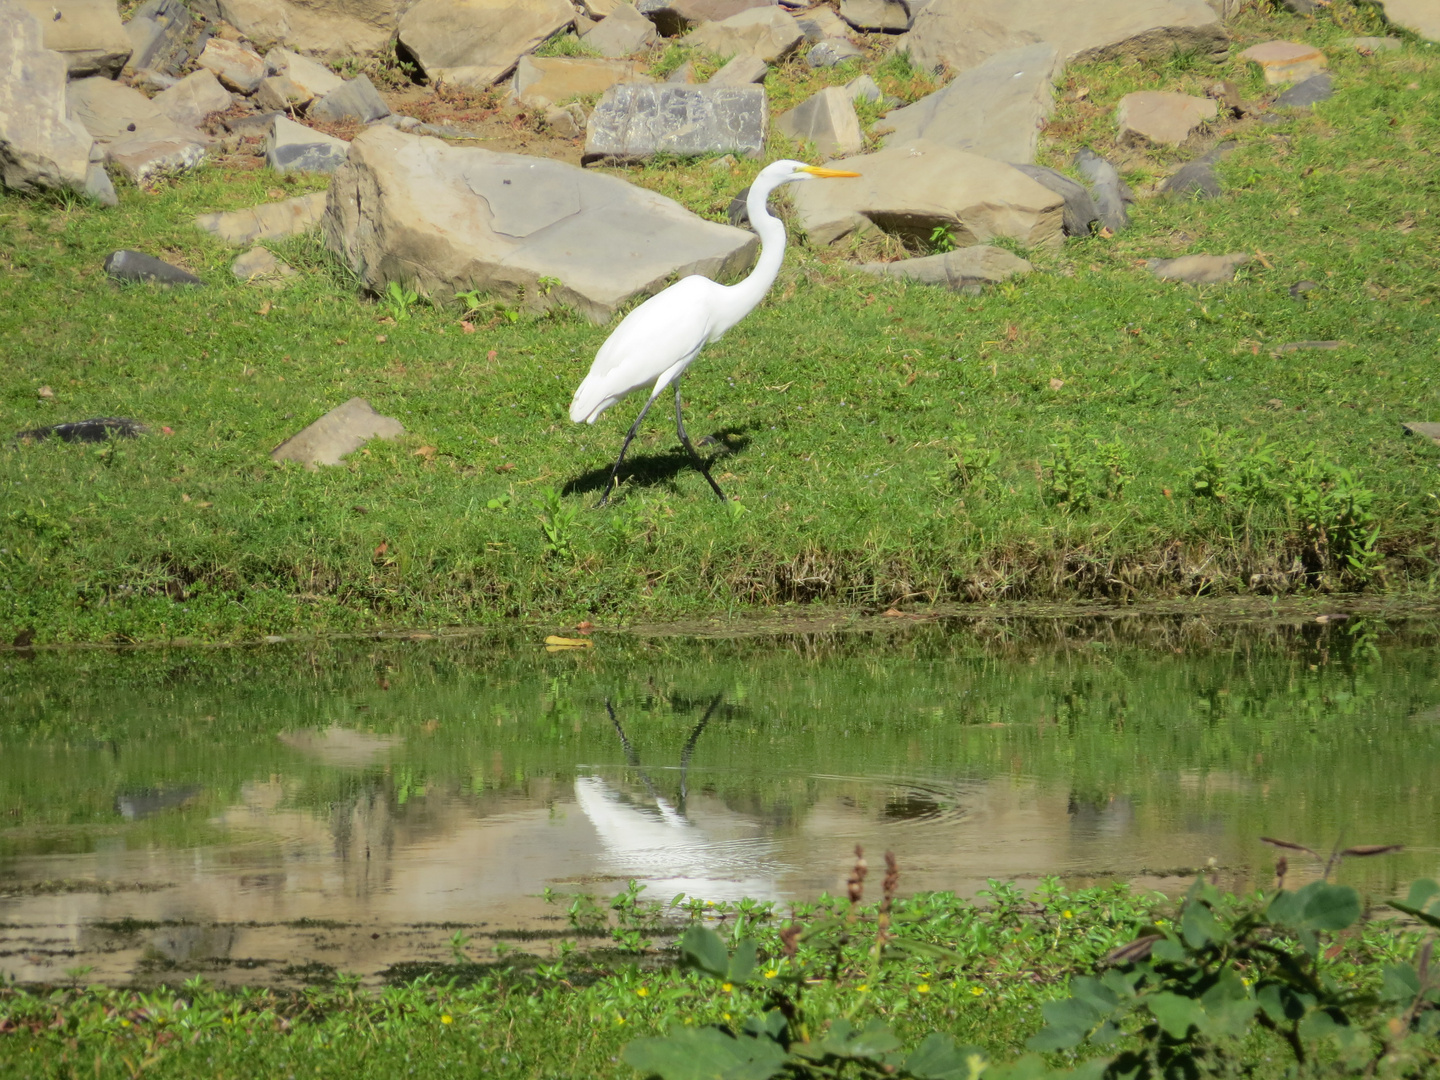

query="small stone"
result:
[266,114,349,174]
[1073,147,1131,232]
[775,85,863,156]
[308,75,391,125]
[104,249,204,285]
[1115,90,1217,146]
[1239,40,1327,85]
[231,245,296,280]
[544,102,585,137]
[37,385,54,399]
[1340,36,1401,53]
[845,74,882,103]
[196,36,266,93]
[795,5,847,40]
[853,245,1032,290]
[665,60,697,82]
[1147,252,1249,284]
[806,38,864,67]
[708,53,769,85]
[255,74,309,112]
[1162,158,1220,200]
[1274,72,1333,109]
[153,69,233,127]
[17,417,148,442]
[263,47,344,100]
[839,0,907,31]
[579,1,660,56]
[1289,279,1319,299]
[270,398,405,470]
[1401,421,1440,446]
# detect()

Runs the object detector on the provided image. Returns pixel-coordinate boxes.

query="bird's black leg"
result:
[596,393,660,508]
[674,380,727,502]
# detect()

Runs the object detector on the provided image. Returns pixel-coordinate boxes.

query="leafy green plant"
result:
[384,280,420,322]
[1042,439,1095,513]
[927,225,957,254]
[1282,452,1382,582]
[940,429,1001,498]
[537,487,579,559]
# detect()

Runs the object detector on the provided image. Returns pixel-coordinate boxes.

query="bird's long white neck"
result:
[711,181,790,337]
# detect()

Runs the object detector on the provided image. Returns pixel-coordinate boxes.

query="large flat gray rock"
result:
[123,0,193,75]
[685,6,803,61]
[854,245,1030,291]
[580,1,659,56]
[584,83,768,163]
[881,43,1057,164]
[16,0,131,77]
[153,69,234,128]
[266,115,349,174]
[900,0,1224,76]
[67,75,209,184]
[271,398,404,469]
[324,126,759,323]
[397,0,576,88]
[511,54,650,108]
[775,85,863,157]
[308,74,391,124]
[217,0,399,59]
[0,0,110,204]
[790,139,1064,248]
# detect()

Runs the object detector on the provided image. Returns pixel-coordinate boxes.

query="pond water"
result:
[1,615,1437,987]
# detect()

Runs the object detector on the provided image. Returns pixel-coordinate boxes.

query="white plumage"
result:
[569,159,860,506]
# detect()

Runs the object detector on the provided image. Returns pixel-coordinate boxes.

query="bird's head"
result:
[761,159,862,187]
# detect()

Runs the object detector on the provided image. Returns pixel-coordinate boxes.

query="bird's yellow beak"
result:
[800,166,861,178]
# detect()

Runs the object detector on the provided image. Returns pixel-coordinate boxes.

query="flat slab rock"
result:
[1239,40,1326,84]
[195,191,329,246]
[585,84,768,163]
[1147,252,1249,283]
[685,7,804,62]
[512,55,650,108]
[266,115,349,174]
[881,43,1057,164]
[16,0,131,77]
[636,0,776,36]
[900,0,1225,76]
[853,245,1031,291]
[1116,90,1217,147]
[271,398,404,469]
[324,126,760,323]
[397,0,576,88]
[1375,0,1440,42]
[790,139,1064,248]
[104,249,203,285]
[775,85,863,157]
[1402,421,1440,446]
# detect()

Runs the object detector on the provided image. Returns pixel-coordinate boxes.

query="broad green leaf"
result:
[1298,1009,1347,1043]
[727,939,758,984]
[1257,983,1305,1024]
[1267,889,1304,928]
[679,927,730,980]
[1381,963,1421,1003]
[1147,992,1205,1039]
[903,1033,989,1080]
[1299,883,1360,931]
[1152,938,1186,963]
[819,1018,900,1060]
[984,1053,1064,1080]
[1069,975,1120,1014]
[740,1010,786,1042]
[1026,998,1101,1051]
[1181,902,1221,948]
[1390,879,1440,929]
[622,1027,788,1080]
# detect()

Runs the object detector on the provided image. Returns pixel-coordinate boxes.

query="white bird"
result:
[570,159,860,507]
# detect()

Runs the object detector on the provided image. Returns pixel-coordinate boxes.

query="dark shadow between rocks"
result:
[563,426,752,502]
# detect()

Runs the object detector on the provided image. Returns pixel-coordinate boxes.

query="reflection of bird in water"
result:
[573,695,785,902]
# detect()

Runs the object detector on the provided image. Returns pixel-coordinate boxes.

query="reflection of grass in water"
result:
[1,620,1438,888]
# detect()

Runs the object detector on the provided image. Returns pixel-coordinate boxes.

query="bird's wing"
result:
[570,276,722,424]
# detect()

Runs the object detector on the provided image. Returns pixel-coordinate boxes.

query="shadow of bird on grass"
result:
[563,427,752,502]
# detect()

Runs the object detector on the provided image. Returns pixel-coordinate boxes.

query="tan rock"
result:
[195,191,329,245]
[398,0,577,88]
[1115,90,1217,147]
[255,74,310,111]
[580,0,659,55]
[901,0,1224,75]
[1148,252,1249,283]
[153,70,234,128]
[511,55,650,107]
[790,139,1065,249]
[218,0,403,59]
[323,126,759,322]
[579,0,624,15]
[1375,0,1440,42]
[16,0,131,77]
[1238,40,1326,84]
[775,86,863,157]
[271,399,404,469]
[708,53,769,84]
[198,37,267,93]
[263,48,345,100]
[217,0,290,49]
[686,7,803,61]
[67,74,209,182]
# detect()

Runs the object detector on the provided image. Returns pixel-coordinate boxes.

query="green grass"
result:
[0,879,1430,1079]
[2,9,1439,645]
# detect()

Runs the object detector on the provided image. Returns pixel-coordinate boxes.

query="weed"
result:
[537,487,579,559]
[384,280,420,321]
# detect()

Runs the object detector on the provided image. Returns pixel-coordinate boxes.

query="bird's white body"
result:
[567,159,859,502]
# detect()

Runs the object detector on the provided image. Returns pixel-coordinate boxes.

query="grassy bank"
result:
[2,875,1436,1079]
[3,7,1440,645]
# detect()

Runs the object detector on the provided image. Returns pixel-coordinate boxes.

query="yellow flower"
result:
[636,987,649,998]
[970,986,985,996]
[1062,910,1074,919]
[616,1016,626,1026]
[764,970,779,979]
[120,1020,131,1028]
[723,1013,732,1022]
[721,983,733,993]
[857,984,869,993]
[916,984,931,994]
[441,1015,453,1024]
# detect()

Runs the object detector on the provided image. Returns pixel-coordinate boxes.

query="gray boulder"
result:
[195,191,329,245]
[67,75,209,184]
[263,48,345,101]
[790,139,1064,248]
[1159,140,1233,200]
[580,2,660,56]
[309,75,392,124]
[153,70,234,128]
[708,54,769,85]
[854,245,1031,292]
[584,83,768,163]
[796,6,847,39]
[16,0,131,77]
[775,86,863,156]
[881,43,1057,164]
[1115,90,1217,146]
[104,249,203,285]
[839,0,908,31]
[1274,72,1333,109]
[685,7,803,61]
[123,0,193,75]
[271,399,404,470]
[1073,147,1132,231]
[0,0,111,204]
[324,126,760,323]
[1147,252,1249,284]
[635,0,776,36]
[266,114,349,173]
[806,39,864,66]
[397,0,576,88]
[901,0,1225,76]
[197,37,266,93]
[1010,164,1098,236]
[511,55,651,108]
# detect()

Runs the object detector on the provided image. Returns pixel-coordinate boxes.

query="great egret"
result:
[569,159,860,507]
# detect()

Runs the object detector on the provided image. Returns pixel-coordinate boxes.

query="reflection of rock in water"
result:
[145,924,239,965]
[115,787,200,820]
[1067,792,1135,837]
[277,727,402,767]
[573,775,785,902]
